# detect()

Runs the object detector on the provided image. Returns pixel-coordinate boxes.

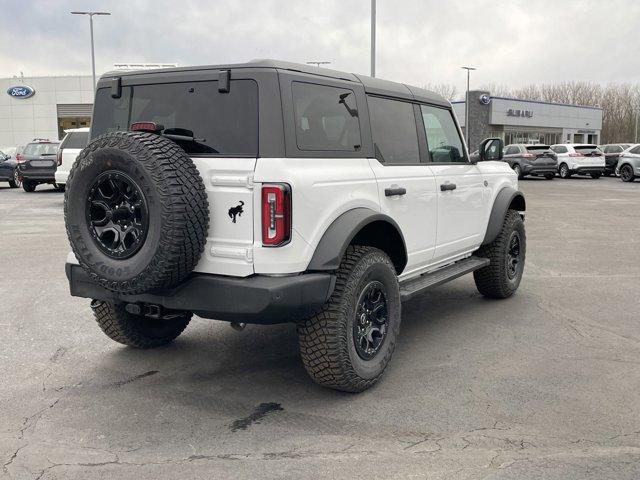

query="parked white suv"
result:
[550,143,605,179]
[63,60,526,392]
[55,127,90,186]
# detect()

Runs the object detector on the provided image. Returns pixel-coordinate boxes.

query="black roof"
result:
[102,59,449,107]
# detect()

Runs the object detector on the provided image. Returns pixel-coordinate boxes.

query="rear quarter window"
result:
[92,79,259,156]
[61,131,89,150]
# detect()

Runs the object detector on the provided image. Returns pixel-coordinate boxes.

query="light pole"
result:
[71,11,111,90]
[635,109,639,143]
[306,61,331,68]
[461,66,476,147]
[371,0,376,77]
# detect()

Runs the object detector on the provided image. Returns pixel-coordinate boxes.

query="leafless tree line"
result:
[429,81,640,143]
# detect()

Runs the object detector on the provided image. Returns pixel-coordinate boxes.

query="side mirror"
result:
[478,138,504,162]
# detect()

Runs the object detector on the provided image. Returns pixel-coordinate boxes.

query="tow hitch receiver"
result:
[123,302,187,320]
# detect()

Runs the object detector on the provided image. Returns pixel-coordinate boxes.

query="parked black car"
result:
[599,144,631,176]
[502,144,558,180]
[0,147,21,188]
[17,140,62,192]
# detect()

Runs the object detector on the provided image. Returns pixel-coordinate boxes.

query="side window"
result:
[553,145,567,154]
[505,146,519,155]
[292,82,361,152]
[420,105,465,163]
[368,96,420,164]
[631,146,640,154]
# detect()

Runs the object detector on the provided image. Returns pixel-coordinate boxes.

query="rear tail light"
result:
[569,152,583,157]
[522,153,535,158]
[130,121,163,133]
[261,184,291,246]
[16,153,24,163]
[57,149,63,166]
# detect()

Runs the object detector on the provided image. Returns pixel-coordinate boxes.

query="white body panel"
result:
[55,127,90,185]
[551,144,605,170]
[367,159,438,276]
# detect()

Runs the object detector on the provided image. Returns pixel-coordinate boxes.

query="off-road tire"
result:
[620,164,635,182]
[22,180,36,192]
[297,246,401,393]
[92,300,191,348]
[474,210,526,299]
[590,172,601,179]
[513,164,523,180]
[544,173,555,180]
[559,163,571,179]
[64,131,209,295]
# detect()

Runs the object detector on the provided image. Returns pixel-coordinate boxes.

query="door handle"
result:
[385,187,407,197]
[440,183,457,191]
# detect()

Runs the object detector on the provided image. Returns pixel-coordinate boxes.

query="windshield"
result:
[23,143,60,156]
[574,145,600,155]
[92,79,259,156]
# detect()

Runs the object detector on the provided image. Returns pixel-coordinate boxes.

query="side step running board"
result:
[399,256,490,301]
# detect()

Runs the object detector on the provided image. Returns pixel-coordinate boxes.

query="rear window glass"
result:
[574,145,600,154]
[23,143,59,156]
[369,97,420,164]
[61,131,89,150]
[92,80,258,155]
[526,145,551,152]
[292,82,361,151]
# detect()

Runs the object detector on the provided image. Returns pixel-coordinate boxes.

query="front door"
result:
[418,104,486,262]
[367,96,438,277]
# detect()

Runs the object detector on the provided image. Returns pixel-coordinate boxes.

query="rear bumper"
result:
[65,263,335,325]
[54,171,68,184]
[523,165,556,175]
[19,166,57,182]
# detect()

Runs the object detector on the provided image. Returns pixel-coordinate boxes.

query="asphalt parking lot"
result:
[1,176,639,480]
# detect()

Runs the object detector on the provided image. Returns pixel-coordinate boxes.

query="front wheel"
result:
[22,180,36,192]
[92,301,191,348]
[513,164,523,180]
[620,164,635,182]
[474,210,526,299]
[559,163,571,179]
[297,246,401,392]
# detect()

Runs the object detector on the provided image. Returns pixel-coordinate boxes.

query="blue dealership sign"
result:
[7,85,35,99]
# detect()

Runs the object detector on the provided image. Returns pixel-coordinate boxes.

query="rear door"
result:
[366,96,438,276]
[91,76,260,276]
[574,145,605,167]
[525,145,557,168]
[419,104,486,262]
[23,142,58,172]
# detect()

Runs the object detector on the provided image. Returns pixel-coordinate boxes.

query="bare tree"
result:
[423,83,459,101]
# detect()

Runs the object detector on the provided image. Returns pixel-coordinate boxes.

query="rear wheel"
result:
[590,172,602,179]
[474,210,526,299]
[559,163,571,179]
[8,169,21,188]
[620,164,635,182]
[92,300,191,348]
[22,180,36,192]
[53,182,65,192]
[297,246,401,392]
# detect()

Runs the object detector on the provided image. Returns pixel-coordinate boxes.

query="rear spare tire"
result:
[64,131,209,295]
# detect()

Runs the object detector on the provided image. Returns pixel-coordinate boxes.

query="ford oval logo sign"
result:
[7,85,35,99]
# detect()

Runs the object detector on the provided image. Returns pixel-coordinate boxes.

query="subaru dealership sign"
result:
[7,85,35,99]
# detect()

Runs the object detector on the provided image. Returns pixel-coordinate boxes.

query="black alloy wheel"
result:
[620,164,635,182]
[86,170,149,259]
[353,281,389,361]
[506,231,522,280]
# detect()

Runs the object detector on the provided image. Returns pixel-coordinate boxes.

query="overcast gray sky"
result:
[1,0,639,97]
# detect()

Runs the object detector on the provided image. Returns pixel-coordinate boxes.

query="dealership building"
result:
[1,66,177,148]
[453,90,603,150]
[1,75,95,147]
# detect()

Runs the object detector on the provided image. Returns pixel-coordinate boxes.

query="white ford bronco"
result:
[64,60,526,392]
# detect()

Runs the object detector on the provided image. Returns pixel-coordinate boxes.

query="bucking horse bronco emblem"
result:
[228,201,245,223]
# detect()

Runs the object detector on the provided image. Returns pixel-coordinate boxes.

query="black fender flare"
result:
[482,187,526,245]
[307,208,407,272]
